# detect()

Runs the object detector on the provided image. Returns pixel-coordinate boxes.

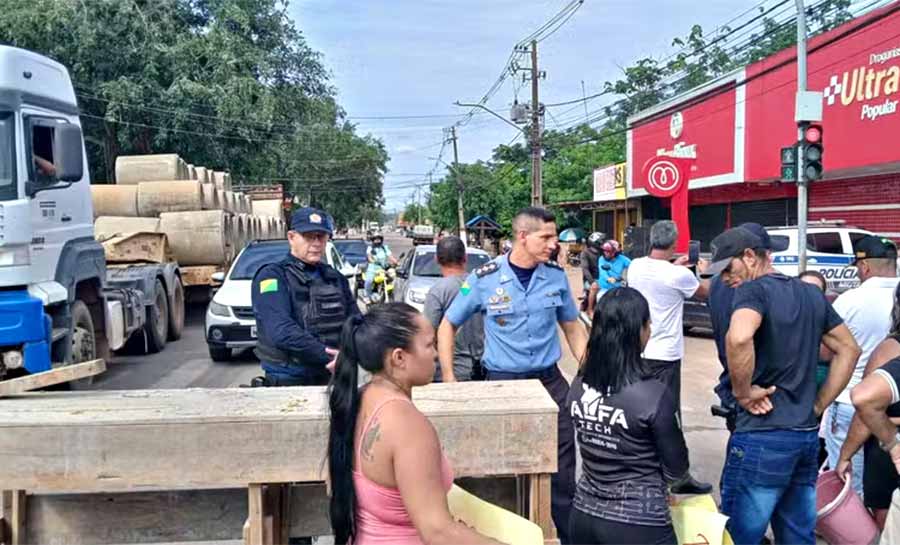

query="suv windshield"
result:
[334,240,368,256]
[229,242,289,280]
[412,251,491,278]
[0,113,16,200]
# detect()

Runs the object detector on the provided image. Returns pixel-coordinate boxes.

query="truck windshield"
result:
[0,113,15,200]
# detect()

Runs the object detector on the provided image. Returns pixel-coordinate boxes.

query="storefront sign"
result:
[744,5,900,180]
[592,162,627,202]
[628,79,743,195]
[642,156,693,252]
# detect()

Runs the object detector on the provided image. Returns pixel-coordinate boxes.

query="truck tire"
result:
[69,300,97,388]
[167,276,185,341]
[144,278,170,354]
[208,345,231,362]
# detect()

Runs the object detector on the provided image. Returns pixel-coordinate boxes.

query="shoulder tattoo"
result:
[361,419,382,462]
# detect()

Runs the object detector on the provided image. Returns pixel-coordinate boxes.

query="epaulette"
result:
[543,260,563,270]
[474,261,500,278]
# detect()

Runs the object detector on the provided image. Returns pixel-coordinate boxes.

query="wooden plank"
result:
[102,232,173,264]
[27,489,248,544]
[529,474,555,542]
[246,485,264,545]
[0,381,557,491]
[22,479,520,544]
[180,265,223,287]
[4,491,24,545]
[0,360,106,397]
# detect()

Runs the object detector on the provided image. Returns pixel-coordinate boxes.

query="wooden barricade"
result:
[0,380,558,544]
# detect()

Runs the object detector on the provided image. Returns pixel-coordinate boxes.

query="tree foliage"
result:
[0,0,387,227]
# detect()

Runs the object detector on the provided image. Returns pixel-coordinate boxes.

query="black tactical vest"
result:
[254,259,348,367]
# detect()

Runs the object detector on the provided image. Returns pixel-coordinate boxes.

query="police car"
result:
[204,239,359,361]
[766,223,875,292]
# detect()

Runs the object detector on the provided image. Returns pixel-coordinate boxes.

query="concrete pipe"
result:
[94,216,160,240]
[136,181,204,217]
[252,199,282,218]
[201,183,220,210]
[213,171,232,192]
[187,164,197,180]
[116,154,186,184]
[195,166,210,184]
[91,185,138,218]
[158,210,231,266]
[216,189,228,213]
[222,191,236,214]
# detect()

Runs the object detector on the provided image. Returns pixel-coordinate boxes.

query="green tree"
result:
[0,0,387,228]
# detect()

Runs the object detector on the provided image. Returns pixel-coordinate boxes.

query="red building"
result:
[627,2,900,246]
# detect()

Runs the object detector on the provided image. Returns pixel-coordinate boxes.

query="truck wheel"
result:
[208,345,231,362]
[69,300,97,388]
[144,278,170,354]
[167,276,185,341]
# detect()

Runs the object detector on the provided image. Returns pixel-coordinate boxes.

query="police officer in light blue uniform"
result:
[438,207,587,545]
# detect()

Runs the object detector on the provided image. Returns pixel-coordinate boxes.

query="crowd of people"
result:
[252,204,900,544]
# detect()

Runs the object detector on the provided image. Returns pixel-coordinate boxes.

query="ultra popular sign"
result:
[823,46,900,122]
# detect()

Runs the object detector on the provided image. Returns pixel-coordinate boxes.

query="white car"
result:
[205,240,358,361]
[767,224,876,292]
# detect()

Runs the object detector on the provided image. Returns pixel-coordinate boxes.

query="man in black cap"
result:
[709,226,860,545]
[251,207,361,386]
[706,223,789,431]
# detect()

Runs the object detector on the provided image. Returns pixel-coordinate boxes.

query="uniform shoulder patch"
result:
[543,260,563,271]
[259,278,279,293]
[474,261,500,278]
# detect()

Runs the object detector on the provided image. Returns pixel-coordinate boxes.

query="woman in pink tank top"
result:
[327,303,503,545]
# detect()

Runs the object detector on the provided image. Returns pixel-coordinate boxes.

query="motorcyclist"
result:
[580,232,605,310]
[587,240,632,315]
[363,234,398,303]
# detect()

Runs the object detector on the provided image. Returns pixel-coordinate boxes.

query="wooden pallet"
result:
[101,232,173,264]
[181,265,224,287]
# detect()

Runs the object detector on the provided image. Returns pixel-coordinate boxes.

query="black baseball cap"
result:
[290,207,333,235]
[738,222,789,252]
[705,227,765,277]
[852,235,898,264]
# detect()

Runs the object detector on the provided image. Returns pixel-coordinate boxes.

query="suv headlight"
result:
[407,289,427,304]
[208,301,231,317]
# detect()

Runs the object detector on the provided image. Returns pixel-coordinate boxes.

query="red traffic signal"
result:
[801,123,823,181]
[804,124,823,144]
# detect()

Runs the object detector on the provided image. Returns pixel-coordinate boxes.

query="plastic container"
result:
[816,469,878,545]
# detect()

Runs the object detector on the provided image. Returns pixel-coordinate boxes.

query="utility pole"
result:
[450,126,467,244]
[796,0,809,272]
[530,40,543,206]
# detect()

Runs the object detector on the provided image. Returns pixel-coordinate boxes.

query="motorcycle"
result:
[370,265,396,305]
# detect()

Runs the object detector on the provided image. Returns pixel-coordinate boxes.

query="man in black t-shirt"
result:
[707,227,861,545]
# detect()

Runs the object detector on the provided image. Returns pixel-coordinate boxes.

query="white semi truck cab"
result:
[0,46,183,383]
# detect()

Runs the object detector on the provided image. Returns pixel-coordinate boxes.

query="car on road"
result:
[333,238,369,294]
[394,245,492,312]
[205,239,359,361]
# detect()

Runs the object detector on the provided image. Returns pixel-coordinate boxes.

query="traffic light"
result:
[801,123,824,181]
[781,145,798,182]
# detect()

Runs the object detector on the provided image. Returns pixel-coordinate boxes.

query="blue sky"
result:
[289,1,763,211]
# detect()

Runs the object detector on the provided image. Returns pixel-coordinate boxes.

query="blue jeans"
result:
[721,429,819,545]
[824,402,865,498]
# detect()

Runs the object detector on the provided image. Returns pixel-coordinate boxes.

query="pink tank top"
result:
[352,397,454,545]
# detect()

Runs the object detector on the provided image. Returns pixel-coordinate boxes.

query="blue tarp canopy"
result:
[466,215,502,231]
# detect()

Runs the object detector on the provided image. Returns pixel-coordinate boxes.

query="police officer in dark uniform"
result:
[251,207,360,386]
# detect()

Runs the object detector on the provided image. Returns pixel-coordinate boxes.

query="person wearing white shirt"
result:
[824,235,899,497]
[628,221,711,414]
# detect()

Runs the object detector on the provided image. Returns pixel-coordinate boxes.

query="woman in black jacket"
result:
[567,287,695,545]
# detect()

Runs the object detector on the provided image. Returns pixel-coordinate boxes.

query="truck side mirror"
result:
[53,124,84,182]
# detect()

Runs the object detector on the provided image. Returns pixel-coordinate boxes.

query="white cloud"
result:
[395,145,417,154]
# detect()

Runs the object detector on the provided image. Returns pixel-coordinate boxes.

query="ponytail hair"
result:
[327,303,421,544]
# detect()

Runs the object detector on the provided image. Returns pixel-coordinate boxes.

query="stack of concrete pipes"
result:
[90,154,286,268]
